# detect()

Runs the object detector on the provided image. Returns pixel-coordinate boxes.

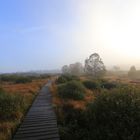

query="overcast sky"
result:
[0,0,140,72]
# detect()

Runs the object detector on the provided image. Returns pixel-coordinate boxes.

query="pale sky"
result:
[0,0,140,72]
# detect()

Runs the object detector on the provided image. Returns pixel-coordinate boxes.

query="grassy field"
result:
[1,73,140,140]
[51,74,140,140]
[0,75,48,140]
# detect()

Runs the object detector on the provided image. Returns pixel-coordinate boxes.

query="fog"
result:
[63,0,140,70]
[0,0,140,72]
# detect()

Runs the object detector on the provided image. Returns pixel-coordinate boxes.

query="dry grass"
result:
[2,79,47,95]
[50,82,94,110]
[104,75,140,85]
[84,89,94,102]
[51,76,139,111]
[0,78,48,140]
[104,75,129,83]
[61,89,94,110]
[80,76,89,81]
[0,122,16,140]
[50,82,62,106]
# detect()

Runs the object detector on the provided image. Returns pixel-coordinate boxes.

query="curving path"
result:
[13,81,60,140]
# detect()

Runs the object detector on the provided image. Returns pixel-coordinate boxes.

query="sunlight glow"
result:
[70,0,140,68]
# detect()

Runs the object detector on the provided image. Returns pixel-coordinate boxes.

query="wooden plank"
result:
[13,82,60,140]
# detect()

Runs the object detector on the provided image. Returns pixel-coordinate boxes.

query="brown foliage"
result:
[0,78,48,140]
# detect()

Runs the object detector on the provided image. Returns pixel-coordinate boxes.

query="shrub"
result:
[57,104,88,140]
[0,89,26,120]
[56,75,67,84]
[56,85,140,140]
[56,80,140,140]
[15,77,32,84]
[0,74,32,84]
[86,88,140,140]
[83,80,98,90]
[56,74,80,84]
[100,80,118,89]
[0,75,18,82]
[58,81,85,100]
[63,75,79,81]
[39,74,51,79]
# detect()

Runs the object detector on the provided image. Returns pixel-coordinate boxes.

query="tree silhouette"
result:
[128,66,137,79]
[85,53,106,78]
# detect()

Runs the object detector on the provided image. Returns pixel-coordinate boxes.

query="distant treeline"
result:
[62,53,106,79]
[0,74,51,84]
[128,66,140,79]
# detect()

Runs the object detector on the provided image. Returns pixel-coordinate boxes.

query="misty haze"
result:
[0,1,140,140]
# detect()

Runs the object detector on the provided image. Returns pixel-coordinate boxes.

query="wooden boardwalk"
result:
[13,81,60,140]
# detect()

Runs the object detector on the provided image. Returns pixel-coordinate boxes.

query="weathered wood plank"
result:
[13,81,60,140]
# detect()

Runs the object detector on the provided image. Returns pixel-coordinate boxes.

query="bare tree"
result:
[85,53,106,78]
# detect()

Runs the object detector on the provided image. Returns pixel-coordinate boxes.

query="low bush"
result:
[56,75,67,84]
[39,74,51,79]
[0,74,32,84]
[86,88,140,140]
[56,75,79,84]
[56,104,88,140]
[83,80,99,90]
[100,80,118,89]
[58,81,85,100]
[0,75,18,82]
[0,78,47,140]
[15,77,32,84]
[56,86,140,140]
[0,88,26,120]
